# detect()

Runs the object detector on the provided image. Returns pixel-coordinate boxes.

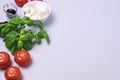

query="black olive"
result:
[6,9,16,14]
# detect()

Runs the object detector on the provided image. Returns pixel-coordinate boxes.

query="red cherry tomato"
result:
[0,51,10,69]
[15,0,28,7]
[5,66,21,80]
[14,50,31,66]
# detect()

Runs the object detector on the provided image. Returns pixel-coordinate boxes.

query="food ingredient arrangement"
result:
[0,0,51,80]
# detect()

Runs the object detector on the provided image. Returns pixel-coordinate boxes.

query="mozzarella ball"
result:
[23,7,30,13]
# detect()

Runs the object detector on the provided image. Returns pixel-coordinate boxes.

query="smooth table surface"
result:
[0,0,120,80]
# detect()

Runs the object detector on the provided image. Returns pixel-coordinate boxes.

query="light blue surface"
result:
[0,0,120,80]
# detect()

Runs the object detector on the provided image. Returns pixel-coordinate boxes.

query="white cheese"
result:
[31,15,38,20]
[25,13,31,17]
[23,6,31,13]
[30,7,37,15]
[36,4,47,13]
[37,16,42,20]
[23,2,49,20]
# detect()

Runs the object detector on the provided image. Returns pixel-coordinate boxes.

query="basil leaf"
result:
[17,40,23,50]
[1,27,6,37]
[5,38,16,50]
[35,34,41,44]
[35,20,43,30]
[20,30,34,41]
[5,31,19,39]
[0,24,7,31]
[23,40,33,50]
[11,45,18,55]
[41,30,50,44]
[20,16,33,26]
[9,17,21,27]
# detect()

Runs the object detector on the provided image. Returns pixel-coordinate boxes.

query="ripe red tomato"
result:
[5,66,21,80]
[15,0,28,7]
[0,51,10,69]
[14,50,31,66]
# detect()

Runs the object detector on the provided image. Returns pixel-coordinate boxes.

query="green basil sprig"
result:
[0,16,50,55]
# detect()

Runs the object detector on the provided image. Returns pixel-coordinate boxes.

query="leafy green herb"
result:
[9,17,21,27]
[20,30,34,41]
[20,16,33,26]
[35,20,43,30]
[23,40,33,51]
[35,20,50,44]
[41,30,50,44]
[0,16,50,55]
